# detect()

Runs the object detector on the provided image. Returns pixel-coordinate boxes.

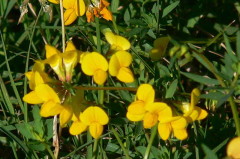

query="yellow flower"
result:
[44,44,65,81]
[81,52,108,85]
[150,37,170,61]
[23,72,73,127]
[126,84,155,121]
[109,51,134,83]
[86,0,112,23]
[25,61,50,90]
[143,102,170,128]
[62,41,81,81]
[181,88,208,122]
[105,31,131,52]
[44,41,80,82]
[227,137,240,159]
[158,116,188,140]
[80,106,109,139]
[63,0,86,25]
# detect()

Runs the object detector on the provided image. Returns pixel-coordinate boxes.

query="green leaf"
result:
[136,146,154,158]
[200,92,225,100]
[201,144,218,159]
[181,72,219,85]
[15,122,35,140]
[111,0,119,13]
[165,79,178,98]
[162,1,180,18]
[124,8,130,26]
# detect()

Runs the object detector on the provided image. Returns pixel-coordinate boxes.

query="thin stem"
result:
[46,145,56,159]
[95,17,101,53]
[112,16,119,34]
[59,0,66,52]
[75,86,137,91]
[92,138,99,159]
[229,97,240,136]
[111,127,130,159]
[144,124,158,159]
[87,131,93,159]
[23,7,43,122]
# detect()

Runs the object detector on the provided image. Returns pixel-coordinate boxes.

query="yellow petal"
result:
[158,123,172,140]
[23,91,43,104]
[227,137,240,159]
[143,112,158,128]
[109,51,133,81]
[195,106,208,120]
[25,72,35,90]
[45,44,60,59]
[187,109,199,123]
[81,52,108,76]
[171,117,187,129]
[80,106,109,126]
[116,67,134,83]
[136,84,155,106]
[105,32,130,51]
[63,0,75,9]
[65,41,77,52]
[74,0,85,16]
[32,61,45,72]
[60,105,73,127]
[48,0,59,4]
[146,102,169,113]
[89,123,103,139]
[191,88,200,108]
[35,84,60,103]
[93,69,108,85]
[34,71,45,86]
[173,128,188,140]
[64,9,78,25]
[40,101,63,117]
[126,101,145,121]
[69,120,87,135]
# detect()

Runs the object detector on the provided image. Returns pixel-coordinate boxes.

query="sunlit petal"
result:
[35,84,60,103]
[74,0,86,16]
[116,67,134,83]
[23,91,43,104]
[173,128,188,140]
[60,105,73,127]
[143,112,158,128]
[158,123,171,140]
[64,9,78,25]
[89,123,103,139]
[40,101,63,117]
[227,137,240,159]
[45,44,61,59]
[69,120,87,135]
[93,69,108,85]
[136,84,155,106]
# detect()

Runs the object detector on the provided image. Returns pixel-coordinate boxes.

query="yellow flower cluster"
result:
[48,0,112,25]
[81,31,134,84]
[126,84,208,140]
[23,32,134,139]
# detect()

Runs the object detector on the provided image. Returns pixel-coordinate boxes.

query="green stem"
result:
[111,127,130,159]
[229,96,240,136]
[23,7,43,122]
[59,0,65,52]
[95,17,101,53]
[144,124,158,159]
[46,145,56,159]
[87,131,93,159]
[92,138,99,159]
[75,86,137,91]
[112,16,119,34]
